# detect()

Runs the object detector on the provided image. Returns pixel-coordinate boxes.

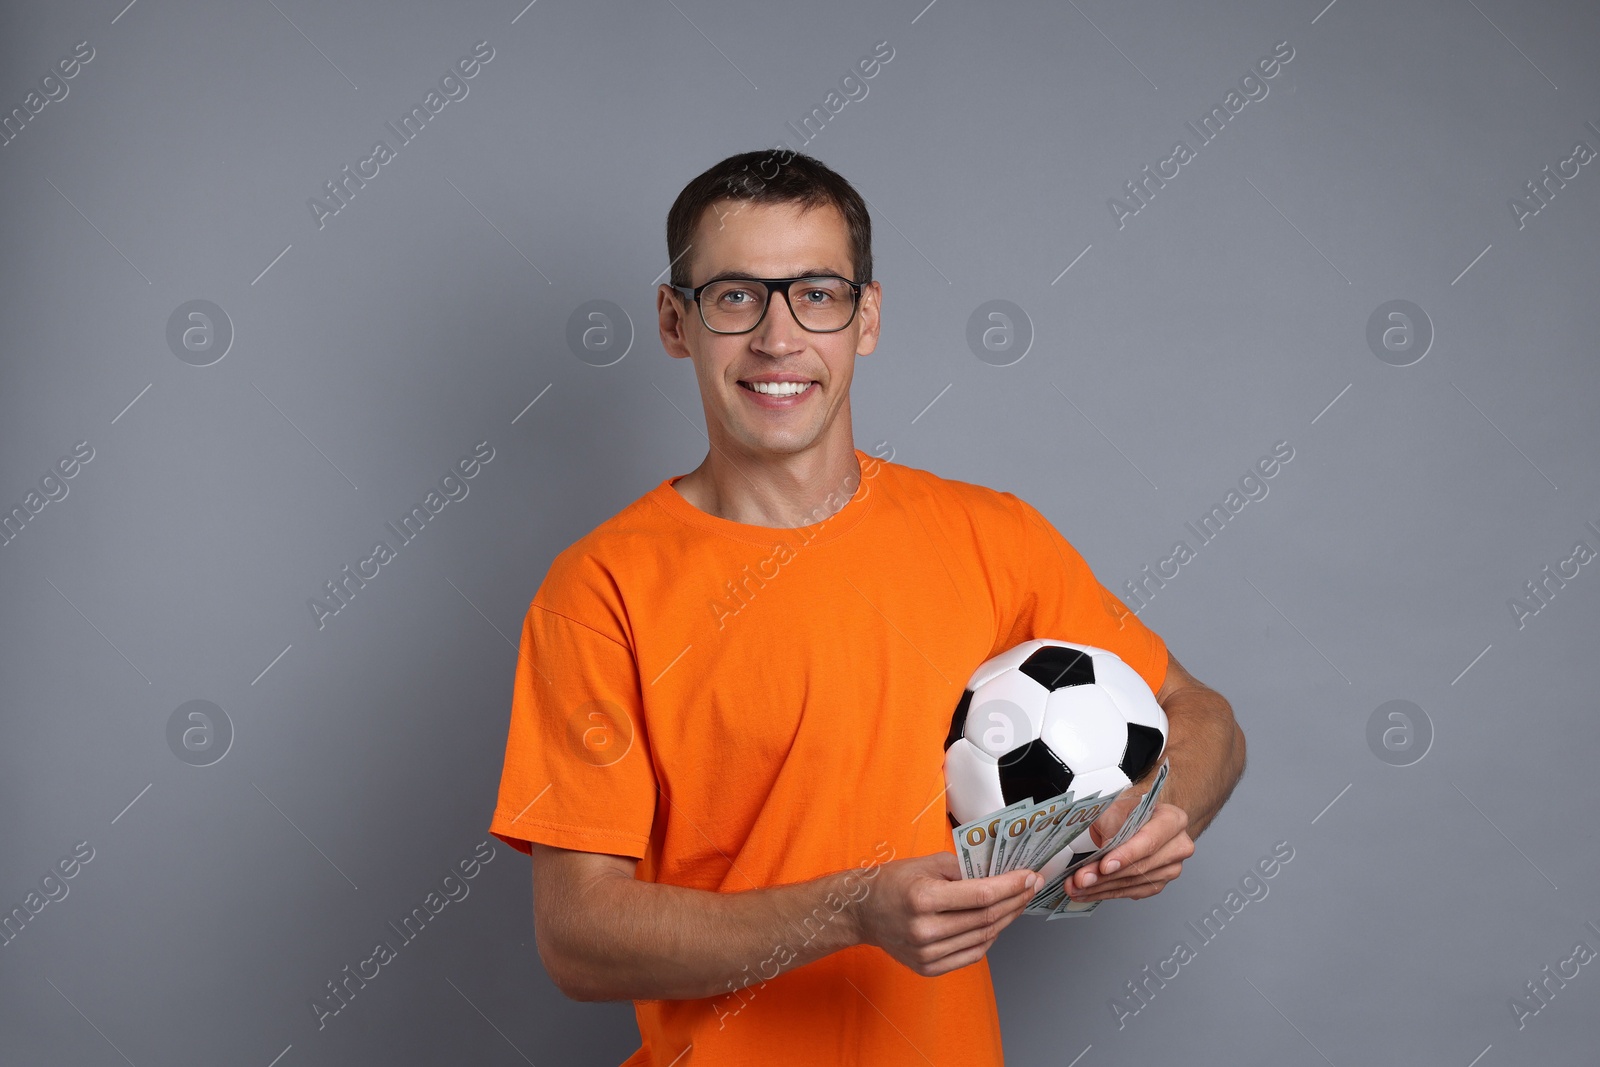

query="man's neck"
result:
[672,436,863,529]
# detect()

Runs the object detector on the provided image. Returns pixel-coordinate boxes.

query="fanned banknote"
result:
[1046,897,1102,920]
[1026,762,1170,914]
[950,801,1027,879]
[1022,790,1115,873]
[1044,761,1171,918]
[1023,787,1132,913]
[987,801,1040,876]
[955,792,1077,879]
[948,762,1172,922]
[1005,794,1073,872]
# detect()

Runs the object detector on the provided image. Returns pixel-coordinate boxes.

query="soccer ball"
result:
[943,639,1168,840]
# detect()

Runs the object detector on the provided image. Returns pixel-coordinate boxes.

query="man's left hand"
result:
[1064,798,1194,903]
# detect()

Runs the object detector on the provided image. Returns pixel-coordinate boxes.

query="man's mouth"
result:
[739,380,814,397]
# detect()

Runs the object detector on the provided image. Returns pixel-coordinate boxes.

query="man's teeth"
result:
[747,381,810,396]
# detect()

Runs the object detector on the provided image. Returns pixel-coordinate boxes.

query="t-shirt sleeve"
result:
[488,596,657,859]
[1001,494,1170,697]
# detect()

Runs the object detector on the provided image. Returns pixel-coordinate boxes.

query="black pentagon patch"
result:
[944,689,973,750]
[1018,645,1095,692]
[997,741,1075,806]
[948,809,960,830]
[1120,723,1165,782]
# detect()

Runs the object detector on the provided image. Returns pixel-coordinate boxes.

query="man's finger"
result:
[1084,856,1186,891]
[1096,804,1188,876]
[1101,824,1191,880]
[1070,826,1159,890]
[1078,876,1179,903]
[1070,827,1193,898]
[932,868,1040,913]
[1071,862,1185,902]
[1085,839,1191,891]
[1087,790,1141,848]
[920,936,1000,977]
[918,890,1032,959]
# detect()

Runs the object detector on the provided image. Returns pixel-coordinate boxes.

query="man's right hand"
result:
[852,852,1040,977]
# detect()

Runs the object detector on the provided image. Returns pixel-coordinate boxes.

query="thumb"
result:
[1088,792,1138,848]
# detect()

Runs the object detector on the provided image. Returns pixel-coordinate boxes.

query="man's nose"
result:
[755,290,808,350]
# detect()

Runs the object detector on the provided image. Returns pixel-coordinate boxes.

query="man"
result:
[489,150,1246,1065]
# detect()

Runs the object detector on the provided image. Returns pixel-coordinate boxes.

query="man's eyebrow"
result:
[694,267,851,285]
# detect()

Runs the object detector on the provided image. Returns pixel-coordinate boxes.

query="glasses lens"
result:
[697,277,857,333]
[786,277,856,331]
[700,280,769,333]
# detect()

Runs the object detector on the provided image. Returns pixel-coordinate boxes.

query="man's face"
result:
[657,199,880,460]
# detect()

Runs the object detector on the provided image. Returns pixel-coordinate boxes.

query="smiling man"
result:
[489,150,1246,1065]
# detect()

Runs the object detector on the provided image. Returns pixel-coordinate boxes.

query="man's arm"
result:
[1066,649,1246,902]
[1150,650,1246,838]
[530,843,1042,1002]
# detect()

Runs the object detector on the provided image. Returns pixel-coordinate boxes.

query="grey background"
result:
[2,0,1596,1064]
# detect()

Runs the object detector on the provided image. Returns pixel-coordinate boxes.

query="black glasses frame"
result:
[669,275,866,335]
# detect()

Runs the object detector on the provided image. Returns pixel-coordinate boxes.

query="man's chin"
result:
[723,424,823,459]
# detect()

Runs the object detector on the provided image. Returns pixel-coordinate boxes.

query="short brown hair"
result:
[665,150,873,289]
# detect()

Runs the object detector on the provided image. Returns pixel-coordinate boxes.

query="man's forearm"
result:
[550,862,879,1002]
[1156,684,1245,838]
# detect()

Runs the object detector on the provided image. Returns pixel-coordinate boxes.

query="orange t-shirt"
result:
[489,448,1168,1066]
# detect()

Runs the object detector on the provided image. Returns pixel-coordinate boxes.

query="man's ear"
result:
[657,285,692,360]
[854,280,882,357]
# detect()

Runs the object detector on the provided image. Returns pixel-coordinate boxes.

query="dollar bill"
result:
[1030,842,1108,914]
[1099,761,1169,859]
[988,800,1041,876]
[950,800,1028,880]
[1008,794,1074,872]
[952,762,1172,919]
[1027,836,1095,911]
[952,792,1088,882]
[1043,762,1172,918]
[1023,789,1114,873]
[1022,790,1122,914]
[1046,898,1101,920]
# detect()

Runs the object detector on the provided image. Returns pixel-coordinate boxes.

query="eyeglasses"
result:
[669,275,865,335]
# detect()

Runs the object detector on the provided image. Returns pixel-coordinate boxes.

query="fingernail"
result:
[1103,859,1121,874]
[1080,872,1097,887]
[1027,874,1042,892]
